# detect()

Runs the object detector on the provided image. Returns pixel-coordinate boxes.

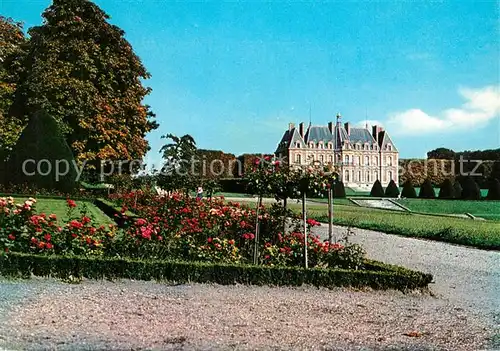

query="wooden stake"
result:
[303,192,308,269]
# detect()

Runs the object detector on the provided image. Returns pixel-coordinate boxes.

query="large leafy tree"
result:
[0,16,27,161]
[10,0,158,166]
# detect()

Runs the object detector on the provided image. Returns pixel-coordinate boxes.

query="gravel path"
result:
[0,225,498,350]
[0,279,496,351]
[312,224,500,324]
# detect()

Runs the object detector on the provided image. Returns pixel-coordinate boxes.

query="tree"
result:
[158,134,198,194]
[6,110,77,193]
[0,16,27,161]
[401,180,417,198]
[334,181,346,198]
[10,0,158,167]
[419,179,435,199]
[370,180,384,197]
[461,176,481,200]
[384,180,400,198]
[427,147,456,160]
[486,178,500,200]
[438,179,455,199]
[453,181,463,199]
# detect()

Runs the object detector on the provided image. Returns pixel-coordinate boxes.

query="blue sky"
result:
[2,1,499,166]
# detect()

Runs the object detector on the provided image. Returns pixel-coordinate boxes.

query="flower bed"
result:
[0,193,433,290]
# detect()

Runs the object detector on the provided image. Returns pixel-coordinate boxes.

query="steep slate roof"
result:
[378,131,399,151]
[348,128,377,144]
[304,126,334,143]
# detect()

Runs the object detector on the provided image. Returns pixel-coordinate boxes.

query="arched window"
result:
[365,156,370,166]
[296,154,301,164]
[309,142,314,148]
[345,170,350,182]
[345,155,350,164]
[319,155,324,163]
[296,142,301,148]
[388,156,393,166]
[328,143,333,149]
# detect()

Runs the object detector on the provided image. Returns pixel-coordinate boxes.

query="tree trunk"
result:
[253,195,262,265]
[302,192,308,269]
[328,188,333,243]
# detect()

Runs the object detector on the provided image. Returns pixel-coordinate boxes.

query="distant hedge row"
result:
[0,253,432,291]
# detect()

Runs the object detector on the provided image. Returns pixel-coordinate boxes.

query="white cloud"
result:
[355,120,384,128]
[387,85,500,135]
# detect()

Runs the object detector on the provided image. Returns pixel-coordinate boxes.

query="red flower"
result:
[30,237,38,245]
[44,234,51,242]
[135,218,147,226]
[46,243,53,250]
[207,237,213,243]
[8,234,15,241]
[81,216,91,224]
[4,247,8,252]
[67,199,77,208]
[69,220,83,229]
[228,239,235,245]
[38,241,46,249]
[49,214,57,221]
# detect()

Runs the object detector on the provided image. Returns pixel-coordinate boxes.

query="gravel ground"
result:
[0,279,496,351]
[0,225,498,350]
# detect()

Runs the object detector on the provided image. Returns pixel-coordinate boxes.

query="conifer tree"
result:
[384,179,400,198]
[419,179,436,199]
[370,180,384,197]
[401,180,417,198]
[438,179,455,199]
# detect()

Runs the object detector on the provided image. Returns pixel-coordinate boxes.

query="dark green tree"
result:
[6,110,78,192]
[10,0,158,166]
[334,181,346,198]
[453,181,463,199]
[419,179,435,199]
[384,180,400,198]
[370,180,384,197]
[486,178,500,200]
[438,179,455,199]
[401,180,417,198]
[461,176,481,200]
[427,147,456,160]
[0,16,27,161]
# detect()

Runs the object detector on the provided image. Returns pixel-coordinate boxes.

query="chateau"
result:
[275,114,399,189]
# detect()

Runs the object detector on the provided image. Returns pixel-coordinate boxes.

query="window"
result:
[328,143,333,149]
[319,155,324,163]
[309,143,314,148]
[366,172,370,183]
[388,156,393,166]
[319,143,323,149]
[374,156,378,165]
[296,142,300,148]
[365,156,370,166]
[375,171,379,180]
[345,170,350,182]
[358,171,362,182]
[364,143,369,150]
[345,155,350,164]
[387,144,392,151]
[329,155,333,163]
[296,154,301,164]
[354,156,359,165]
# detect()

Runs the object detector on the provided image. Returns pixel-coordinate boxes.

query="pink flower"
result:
[135,218,147,226]
[207,237,213,243]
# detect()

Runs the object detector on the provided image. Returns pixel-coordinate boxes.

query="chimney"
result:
[372,125,383,143]
[328,121,334,134]
[344,122,351,136]
[299,122,305,138]
[288,122,295,131]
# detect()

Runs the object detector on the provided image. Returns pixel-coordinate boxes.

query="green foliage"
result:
[0,252,433,291]
[438,179,455,199]
[384,180,400,198]
[453,181,463,199]
[419,179,435,199]
[461,176,481,200]
[0,16,27,161]
[486,178,500,200]
[401,180,417,198]
[334,181,346,198]
[370,180,384,197]
[427,147,456,160]
[6,110,78,193]
[10,0,158,164]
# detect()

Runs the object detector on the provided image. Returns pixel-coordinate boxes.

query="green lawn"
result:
[234,199,500,250]
[13,197,115,226]
[396,198,500,221]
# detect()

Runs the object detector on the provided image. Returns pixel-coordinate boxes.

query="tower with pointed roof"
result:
[275,114,399,189]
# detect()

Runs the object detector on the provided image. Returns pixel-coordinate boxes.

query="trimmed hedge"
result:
[370,180,384,197]
[384,180,400,198]
[401,180,417,198]
[0,252,433,291]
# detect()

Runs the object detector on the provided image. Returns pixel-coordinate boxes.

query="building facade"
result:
[275,114,399,189]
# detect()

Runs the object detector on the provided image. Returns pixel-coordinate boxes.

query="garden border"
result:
[0,252,432,291]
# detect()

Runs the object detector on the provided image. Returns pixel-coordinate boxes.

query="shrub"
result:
[486,178,500,200]
[370,180,384,197]
[219,178,247,194]
[401,180,417,198]
[0,252,433,291]
[461,176,481,200]
[334,181,346,198]
[453,181,463,199]
[419,179,435,199]
[6,110,78,193]
[384,180,400,198]
[438,179,455,199]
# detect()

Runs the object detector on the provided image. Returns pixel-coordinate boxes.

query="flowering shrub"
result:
[0,197,115,256]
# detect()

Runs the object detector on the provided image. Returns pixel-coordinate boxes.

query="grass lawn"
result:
[13,197,115,226]
[234,199,500,250]
[396,198,500,221]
